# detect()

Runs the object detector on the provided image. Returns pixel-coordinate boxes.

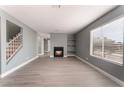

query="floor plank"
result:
[0,56,120,87]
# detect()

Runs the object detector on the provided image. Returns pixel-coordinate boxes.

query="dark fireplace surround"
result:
[54,47,64,57]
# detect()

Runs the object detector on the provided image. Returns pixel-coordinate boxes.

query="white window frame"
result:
[90,16,124,66]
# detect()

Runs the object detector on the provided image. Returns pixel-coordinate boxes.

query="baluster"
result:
[6,32,23,61]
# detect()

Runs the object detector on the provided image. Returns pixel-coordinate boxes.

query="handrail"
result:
[8,32,22,45]
[6,31,23,63]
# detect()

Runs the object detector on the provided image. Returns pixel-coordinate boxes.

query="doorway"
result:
[44,38,50,56]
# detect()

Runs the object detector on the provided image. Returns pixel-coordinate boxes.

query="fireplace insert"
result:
[54,47,64,57]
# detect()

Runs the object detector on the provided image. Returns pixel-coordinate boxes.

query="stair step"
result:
[6,32,22,62]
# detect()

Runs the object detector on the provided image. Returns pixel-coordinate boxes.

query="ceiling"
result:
[0,5,116,34]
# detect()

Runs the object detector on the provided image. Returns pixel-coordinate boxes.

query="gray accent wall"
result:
[67,34,76,56]
[50,33,67,57]
[75,6,124,81]
[0,9,38,74]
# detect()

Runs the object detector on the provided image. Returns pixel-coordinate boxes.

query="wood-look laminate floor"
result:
[0,56,120,87]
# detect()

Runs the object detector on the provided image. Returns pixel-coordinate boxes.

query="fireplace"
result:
[54,47,64,57]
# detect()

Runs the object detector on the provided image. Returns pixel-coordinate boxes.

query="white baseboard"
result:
[64,55,67,58]
[1,56,39,78]
[75,55,124,87]
[50,55,54,58]
[38,54,44,56]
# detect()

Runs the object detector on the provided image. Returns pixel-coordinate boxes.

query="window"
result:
[92,28,103,57]
[90,17,124,65]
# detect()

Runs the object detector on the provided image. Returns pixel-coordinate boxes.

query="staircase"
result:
[6,32,23,64]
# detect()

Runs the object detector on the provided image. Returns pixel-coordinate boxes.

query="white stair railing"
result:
[6,32,23,63]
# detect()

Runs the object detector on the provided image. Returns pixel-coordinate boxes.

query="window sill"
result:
[90,54,123,66]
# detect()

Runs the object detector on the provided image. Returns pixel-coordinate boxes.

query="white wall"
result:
[37,35,44,55]
[41,37,44,55]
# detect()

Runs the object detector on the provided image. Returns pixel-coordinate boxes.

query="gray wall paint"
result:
[0,9,37,73]
[6,28,37,72]
[67,34,76,55]
[75,6,124,81]
[50,33,67,57]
